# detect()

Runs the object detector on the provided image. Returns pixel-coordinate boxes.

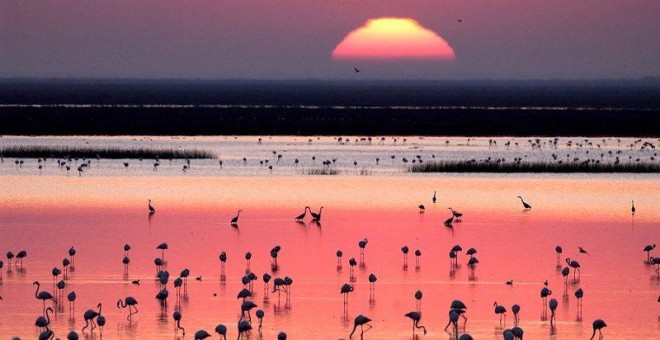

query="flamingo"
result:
[33,281,54,315]
[348,257,357,280]
[277,331,287,340]
[256,309,265,332]
[447,309,460,334]
[549,298,558,325]
[494,301,507,324]
[68,291,77,312]
[97,313,106,333]
[68,246,76,265]
[404,311,427,335]
[240,300,258,322]
[38,330,54,340]
[448,207,463,220]
[67,331,79,340]
[541,287,552,307]
[517,196,531,210]
[341,283,354,305]
[295,206,310,221]
[566,258,581,279]
[349,314,372,339]
[575,288,584,308]
[148,199,156,214]
[368,273,377,293]
[82,303,102,332]
[231,210,242,226]
[15,250,27,266]
[644,244,656,262]
[117,297,139,320]
[555,245,563,265]
[561,267,570,285]
[511,326,524,339]
[237,320,252,339]
[415,290,423,311]
[444,214,454,227]
[215,324,227,340]
[512,304,521,326]
[311,207,323,221]
[194,329,212,339]
[401,245,409,267]
[35,307,54,331]
[156,242,168,260]
[173,310,185,335]
[358,238,368,258]
[590,319,607,339]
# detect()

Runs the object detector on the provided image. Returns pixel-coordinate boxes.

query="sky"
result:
[1,0,659,80]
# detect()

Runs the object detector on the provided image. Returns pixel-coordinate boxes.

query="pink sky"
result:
[1,1,659,79]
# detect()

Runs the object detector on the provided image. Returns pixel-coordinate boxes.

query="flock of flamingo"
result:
[1,192,655,340]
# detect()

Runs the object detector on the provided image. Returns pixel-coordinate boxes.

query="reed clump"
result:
[0,145,216,159]
[306,167,341,175]
[409,160,660,173]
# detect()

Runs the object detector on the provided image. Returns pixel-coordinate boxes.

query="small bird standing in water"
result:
[631,200,636,215]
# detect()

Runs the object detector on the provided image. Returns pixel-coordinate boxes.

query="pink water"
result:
[0,175,658,339]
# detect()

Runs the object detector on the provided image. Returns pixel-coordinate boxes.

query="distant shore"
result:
[1,79,659,136]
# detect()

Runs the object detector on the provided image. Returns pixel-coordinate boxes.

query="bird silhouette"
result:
[579,246,590,255]
[418,204,425,213]
[517,196,531,210]
[353,67,360,73]
[148,199,156,214]
[82,303,102,332]
[35,307,54,331]
[590,319,607,339]
[404,311,427,335]
[643,244,656,262]
[33,281,54,315]
[432,191,437,204]
[566,258,581,279]
[173,310,185,335]
[349,314,372,338]
[194,329,212,340]
[415,290,423,311]
[511,304,521,326]
[631,200,635,215]
[341,283,354,305]
[444,214,454,227]
[575,288,584,307]
[549,298,558,325]
[215,324,227,340]
[311,207,323,222]
[295,206,310,221]
[448,207,463,220]
[237,320,252,339]
[494,301,507,324]
[231,210,242,226]
[256,309,265,332]
[117,297,139,320]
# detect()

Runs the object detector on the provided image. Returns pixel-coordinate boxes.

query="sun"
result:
[332,17,455,60]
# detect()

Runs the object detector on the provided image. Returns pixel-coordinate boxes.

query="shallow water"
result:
[0,136,659,339]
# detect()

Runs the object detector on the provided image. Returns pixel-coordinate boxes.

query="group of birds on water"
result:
[0,191,654,339]
[3,136,658,177]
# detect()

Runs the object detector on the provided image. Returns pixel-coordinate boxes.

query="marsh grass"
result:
[409,160,660,173]
[306,167,341,175]
[0,145,216,159]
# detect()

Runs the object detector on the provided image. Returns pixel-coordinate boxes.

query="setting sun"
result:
[332,17,455,60]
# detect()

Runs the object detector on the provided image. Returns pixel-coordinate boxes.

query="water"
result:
[0,135,658,339]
